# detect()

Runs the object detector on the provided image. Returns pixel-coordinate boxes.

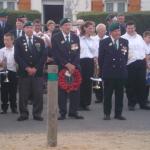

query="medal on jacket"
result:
[23,43,28,52]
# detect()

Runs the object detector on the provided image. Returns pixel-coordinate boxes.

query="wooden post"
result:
[47,65,58,147]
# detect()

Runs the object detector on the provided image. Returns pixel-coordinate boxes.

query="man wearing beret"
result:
[14,21,47,121]
[51,18,84,120]
[99,22,129,120]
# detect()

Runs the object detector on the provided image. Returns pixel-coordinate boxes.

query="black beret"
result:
[60,18,71,26]
[23,21,33,27]
[109,22,120,32]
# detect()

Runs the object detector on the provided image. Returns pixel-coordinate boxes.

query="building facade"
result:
[92,0,150,13]
[0,0,18,10]
[0,0,149,23]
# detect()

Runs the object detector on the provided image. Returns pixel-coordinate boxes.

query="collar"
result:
[5,46,14,51]
[25,34,33,40]
[110,36,119,43]
[62,31,71,40]
[81,35,93,40]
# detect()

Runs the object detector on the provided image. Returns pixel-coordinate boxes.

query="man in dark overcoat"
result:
[99,22,128,120]
[51,18,84,120]
[14,21,47,121]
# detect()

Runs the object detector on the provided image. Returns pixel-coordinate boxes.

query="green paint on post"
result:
[48,73,58,81]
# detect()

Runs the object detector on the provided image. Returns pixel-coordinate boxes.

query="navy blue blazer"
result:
[10,29,25,40]
[98,37,128,79]
[0,22,12,48]
[14,35,47,77]
[51,31,80,69]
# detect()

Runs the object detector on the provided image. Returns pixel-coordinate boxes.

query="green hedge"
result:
[77,11,150,35]
[0,9,41,28]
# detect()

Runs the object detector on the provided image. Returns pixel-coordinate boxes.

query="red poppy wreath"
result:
[58,68,82,93]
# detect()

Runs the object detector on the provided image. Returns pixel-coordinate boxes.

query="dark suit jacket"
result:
[51,31,80,69]
[14,35,47,77]
[98,37,128,79]
[10,29,25,40]
[0,22,12,48]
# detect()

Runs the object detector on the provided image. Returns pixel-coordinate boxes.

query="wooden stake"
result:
[47,65,58,147]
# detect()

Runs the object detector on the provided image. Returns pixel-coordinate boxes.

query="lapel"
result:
[107,37,114,49]
[109,37,120,50]
[21,36,34,53]
[60,32,71,50]
[70,33,75,44]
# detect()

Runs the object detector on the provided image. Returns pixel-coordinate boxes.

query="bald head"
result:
[96,23,107,38]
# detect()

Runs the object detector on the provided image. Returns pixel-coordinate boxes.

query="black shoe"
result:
[11,109,18,114]
[140,105,150,110]
[103,115,111,120]
[17,116,28,121]
[0,111,7,114]
[78,106,90,111]
[68,114,84,119]
[58,115,66,120]
[114,116,126,120]
[95,100,102,104]
[33,116,43,121]
[128,106,135,111]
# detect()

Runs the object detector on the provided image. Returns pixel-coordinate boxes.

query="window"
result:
[117,2,125,13]
[106,2,113,13]
[0,2,3,9]
[7,2,15,10]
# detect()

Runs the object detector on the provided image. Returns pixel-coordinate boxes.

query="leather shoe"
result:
[103,115,111,120]
[58,116,66,120]
[140,105,150,110]
[68,114,84,119]
[0,111,7,114]
[114,116,126,120]
[33,116,43,121]
[17,116,28,121]
[11,109,18,114]
[78,106,90,111]
[95,100,102,103]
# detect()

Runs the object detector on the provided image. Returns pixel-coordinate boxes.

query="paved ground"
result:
[0,94,150,150]
[0,94,150,133]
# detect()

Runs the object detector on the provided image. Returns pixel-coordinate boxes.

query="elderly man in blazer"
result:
[14,21,47,121]
[51,18,84,120]
[99,22,128,120]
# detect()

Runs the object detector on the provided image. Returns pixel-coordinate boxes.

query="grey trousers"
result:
[18,77,43,117]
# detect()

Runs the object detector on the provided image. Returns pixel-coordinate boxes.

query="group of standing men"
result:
[0,12,150,122]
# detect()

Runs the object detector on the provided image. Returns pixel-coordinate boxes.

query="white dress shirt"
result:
[122,33,146,65]
[92,35,108,57]
[80,35,97,59]
[0,46,17,72]
[145,42,150,55]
